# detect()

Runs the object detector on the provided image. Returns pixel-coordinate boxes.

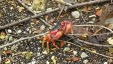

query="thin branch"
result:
[17,0,52,27]
[68,33,113,47]
[73,25,113,33]
[77,39,113,47]
[0,32,48,49]
[63,40,113,59]
[68,32,113,36]
[0,0,110,30]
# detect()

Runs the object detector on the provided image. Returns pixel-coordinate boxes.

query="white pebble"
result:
[42,50,48,55]
[17,30,22,33]
[46,61,50,64]
[104,62,108,64]
[63,47,70,52]
[81,52,88,59]
[83,59,88,64]
[71,11,80,18]
[7,29,12,33]
[67,44,71,46]
[73,51,77,55]
[47,8,53,12]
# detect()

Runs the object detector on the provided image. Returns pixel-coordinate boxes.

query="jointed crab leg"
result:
[51,40,59,49]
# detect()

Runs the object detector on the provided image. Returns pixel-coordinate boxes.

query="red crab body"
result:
[42,20,72,49]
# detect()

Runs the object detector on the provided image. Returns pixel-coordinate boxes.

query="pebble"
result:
[71,11,80,18]
[40,25,45,31]
[26,28,30,31]
[73,51,77,55]
[46,61,50,64]
[104,62,108,64]
[28,58,36,64]
[63,47,70,52]
[8,36,13,42]
[37,52,41,56]
[83,59,88,64]
[67,44,71,46]
[80,52,88,59]
[17,30,22,34]
[89,15,96,18]
[51,55,56,64]
[7,29,12,33]
[47,8,53,12]
[42,50,48,55]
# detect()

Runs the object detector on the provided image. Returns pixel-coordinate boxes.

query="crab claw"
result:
[61,20,72,34]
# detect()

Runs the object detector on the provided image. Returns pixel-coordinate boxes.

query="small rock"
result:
[67,44,71,46]
[46,61,50,64]
[3,47,7,51]
[104,62,108,64]
[63,47,70,52]
[89,15,96,18]
[42,50,48,54]
[37,52,41,56]
[81,52,88,59]
[7,29,12,33]
[40,25,45,31]
[36,11,41,13]
[28,58,36,64]
[17,30,22,33]
[83,59,88,64]
[8,36,13,42]
[71,11,80,18]
[51,56,57,64]
[47,8,53,12]
[73,51,77,55]
[26,28,30,31]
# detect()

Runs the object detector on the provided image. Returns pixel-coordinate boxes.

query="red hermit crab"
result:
[42,20,72,49]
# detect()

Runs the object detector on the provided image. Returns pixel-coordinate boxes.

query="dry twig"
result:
[73,25,113,33]
[0,32,48,49]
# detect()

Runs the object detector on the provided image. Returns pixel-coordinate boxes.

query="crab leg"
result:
[51,40,59,49]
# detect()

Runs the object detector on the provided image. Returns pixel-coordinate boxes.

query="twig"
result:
[77,39,113,47]
[17,0,52,27]
[0,0,110,30]
[67,34,113,47]
[73,25,113,33]
[63,40,113,59]
[68,32,113,36]
[0,32,48,49]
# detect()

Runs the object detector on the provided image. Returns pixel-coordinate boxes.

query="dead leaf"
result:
[23,0,30,4]
[31,0,46,11]
[96,8,102,17]
[18,6,24,12]
[109,48,113,54]
[5,58,11,64]
[0,32,6,39]
[107,37,113,45]
[66,56,80,62]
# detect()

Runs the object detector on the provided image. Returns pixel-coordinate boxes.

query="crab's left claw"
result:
[61,20,72,34]
[65,21,72,34]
